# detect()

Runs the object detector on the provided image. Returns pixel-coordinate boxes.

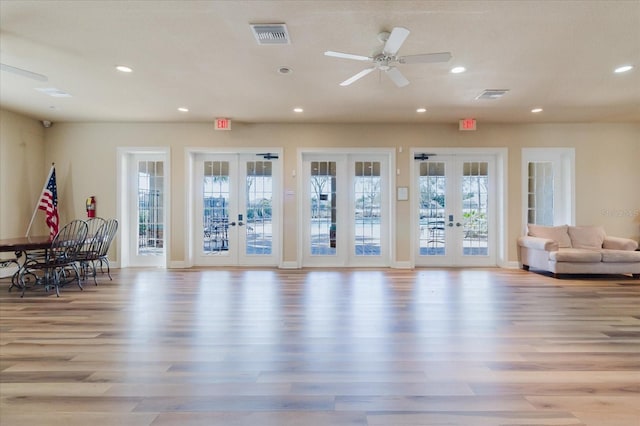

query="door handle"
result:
[447,222,454,227]
[456,222,462,227]
[238,221,244,226]
[229,222,236,227]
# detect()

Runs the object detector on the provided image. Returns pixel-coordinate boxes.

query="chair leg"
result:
[91,260,98,285]
[99,258,112,280]
[106,259,112,280]
[72,264,83,291]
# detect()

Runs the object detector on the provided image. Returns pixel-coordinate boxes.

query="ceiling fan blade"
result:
[324,51,372,62]
[383,27,410,56]
[0,63,48,82]
[340,67,376,86]
[399,52,452,64]
[385,67,409,87]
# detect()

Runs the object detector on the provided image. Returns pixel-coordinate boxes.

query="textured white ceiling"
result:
[1,0,638,124]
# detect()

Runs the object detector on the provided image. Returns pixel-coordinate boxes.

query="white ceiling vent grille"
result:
[250,24,290,45]
[475,89,510,100]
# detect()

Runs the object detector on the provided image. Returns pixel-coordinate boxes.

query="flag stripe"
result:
[38,168,59,239]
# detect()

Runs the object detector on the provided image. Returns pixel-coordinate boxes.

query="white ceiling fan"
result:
[325,27,451,88]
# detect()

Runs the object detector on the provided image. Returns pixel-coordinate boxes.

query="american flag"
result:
[38,168,59,239]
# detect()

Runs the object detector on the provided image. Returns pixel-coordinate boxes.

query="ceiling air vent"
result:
[475,89,510,100]
[250,24,290,45]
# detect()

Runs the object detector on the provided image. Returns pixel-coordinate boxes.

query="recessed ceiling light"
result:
[178,107,189,112]
[531,108,543,113]
[116,65,133,73]
[450,66,466,74]
[293,107,303,113]
[416,108,427,113]
[614,65,633,73]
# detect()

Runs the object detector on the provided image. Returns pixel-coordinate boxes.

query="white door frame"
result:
[521,148,575,230]
[185,147,283,268]
[409,147,508,268]
[296,147,396,268]
[116,147,171,269]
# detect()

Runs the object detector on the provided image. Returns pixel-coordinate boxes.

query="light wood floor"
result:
[1,268,639,426]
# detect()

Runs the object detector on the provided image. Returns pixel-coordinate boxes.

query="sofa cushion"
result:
[527,224,572,248]
[568,226,606,250]
[603,236,639,251]
[549,248,602,263]
[601,249,640,263]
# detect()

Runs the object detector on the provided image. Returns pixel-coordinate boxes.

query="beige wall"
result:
[2,109,639,266]
[0,109,48,238]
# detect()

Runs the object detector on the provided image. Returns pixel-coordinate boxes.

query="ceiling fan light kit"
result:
[325,26,452,87]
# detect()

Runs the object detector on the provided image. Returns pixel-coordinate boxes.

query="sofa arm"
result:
[517,236,559,251]
[603,236,639,251]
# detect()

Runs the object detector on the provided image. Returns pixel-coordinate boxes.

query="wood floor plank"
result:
[1,268,639,425]
[151,411,368,426]
[0,413,158,426]
[366,411,584,426]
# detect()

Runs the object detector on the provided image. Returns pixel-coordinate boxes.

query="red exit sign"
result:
[215,118,231,130]
[459,118,477,131]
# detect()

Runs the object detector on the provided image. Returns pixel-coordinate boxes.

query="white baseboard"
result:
[169,261,187,269]
[501,260,521,269]
[279,261,300,269]
[392,261,413,269]
[112,259,521,270]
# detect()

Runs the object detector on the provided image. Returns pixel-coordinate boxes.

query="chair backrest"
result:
[51,219,88,260]
[86,217,107,239]
[98,218,119,257]
[84,217,108,253]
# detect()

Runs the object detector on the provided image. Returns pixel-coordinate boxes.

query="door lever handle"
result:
[456,222,462,227]
[229,221,236,227]
[238,221,244,226]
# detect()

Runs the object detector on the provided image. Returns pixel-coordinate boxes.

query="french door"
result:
[301,152,391,267]
[194,153,280,266]
[117,148,170,269]
[414,154,496,266]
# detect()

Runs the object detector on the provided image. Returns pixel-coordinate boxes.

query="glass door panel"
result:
[418,161,447,257]
[202,161,230,256]
[309,161,337,256]
[137,160,165,256]
[527,161,554,225]
[354,161,381,256]
[245,160,273,256]
[461,162,489,256]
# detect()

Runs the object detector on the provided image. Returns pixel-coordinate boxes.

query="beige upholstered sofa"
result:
[517,224,640,278]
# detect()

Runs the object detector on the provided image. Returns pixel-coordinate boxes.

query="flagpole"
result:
[25,163,55,237]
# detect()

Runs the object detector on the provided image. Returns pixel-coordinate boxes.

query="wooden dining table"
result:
[0,235,53,295]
